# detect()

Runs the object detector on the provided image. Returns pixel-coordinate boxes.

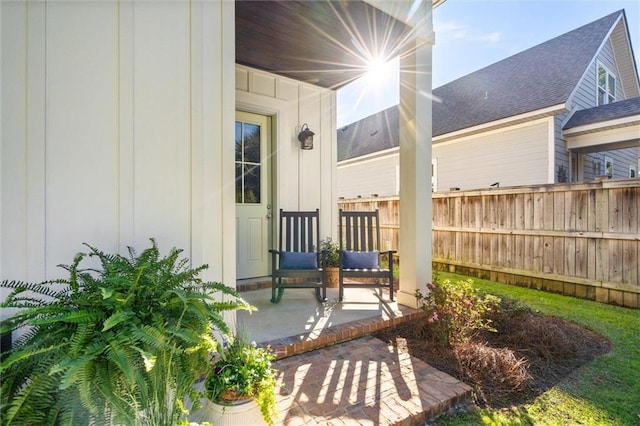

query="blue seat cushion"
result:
[342,250,379,269]
[279,251,318,269]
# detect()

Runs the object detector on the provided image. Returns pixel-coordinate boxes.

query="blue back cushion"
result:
[280,251,318,270]
[342,250,379,269]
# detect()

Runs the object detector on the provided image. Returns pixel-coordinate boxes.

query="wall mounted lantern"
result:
[297,124,315,150]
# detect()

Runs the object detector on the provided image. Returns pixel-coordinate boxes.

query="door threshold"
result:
[237,277,271,292]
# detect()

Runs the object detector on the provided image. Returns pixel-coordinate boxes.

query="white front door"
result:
[236,111,272,279]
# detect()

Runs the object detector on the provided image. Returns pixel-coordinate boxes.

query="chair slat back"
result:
[279,209,320,253]
[339,210,381,252]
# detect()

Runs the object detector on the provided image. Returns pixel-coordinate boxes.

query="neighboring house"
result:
[338,10,640,198]
[1,1,439,319]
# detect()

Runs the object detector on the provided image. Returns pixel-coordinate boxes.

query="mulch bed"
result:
[375,299,612,408]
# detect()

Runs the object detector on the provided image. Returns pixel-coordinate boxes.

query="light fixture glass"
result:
[297,124,315,150]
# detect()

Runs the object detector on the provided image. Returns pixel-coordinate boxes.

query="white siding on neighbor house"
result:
[235,65,337,240]
[1,1,237,309]
[337,152,399,199]
[564,37,640,182]
[433,120,550,191]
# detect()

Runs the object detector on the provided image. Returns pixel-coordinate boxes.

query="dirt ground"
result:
[375,299,612,408]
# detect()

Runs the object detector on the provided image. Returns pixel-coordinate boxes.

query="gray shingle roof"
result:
[563,96,640,129]
[337,106,399,161]
[432,10,623,136]
[337,10,628,161]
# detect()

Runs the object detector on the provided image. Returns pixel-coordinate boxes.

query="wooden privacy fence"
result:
[338,178,640,308]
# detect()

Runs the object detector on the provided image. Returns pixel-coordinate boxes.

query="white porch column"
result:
[397,0,434,308]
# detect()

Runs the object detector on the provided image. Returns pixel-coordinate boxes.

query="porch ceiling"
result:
[235,0,413,90]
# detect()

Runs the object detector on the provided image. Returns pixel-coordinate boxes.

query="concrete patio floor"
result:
[235,283,411,346]
[224,282,473,425]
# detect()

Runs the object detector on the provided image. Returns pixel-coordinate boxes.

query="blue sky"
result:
[336,0,640,128]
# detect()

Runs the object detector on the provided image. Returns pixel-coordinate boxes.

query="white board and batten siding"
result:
[235,65,338,240]
[433,120,551,191]
[1,1,237,304]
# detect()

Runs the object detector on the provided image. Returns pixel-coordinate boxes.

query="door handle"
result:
[266,213,272,219]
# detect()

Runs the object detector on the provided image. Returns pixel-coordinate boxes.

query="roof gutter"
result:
[563,114,640,136]
[434,103,568,143]
[338,146,399,166]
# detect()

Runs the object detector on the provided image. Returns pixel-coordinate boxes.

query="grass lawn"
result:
[434,272,640,426]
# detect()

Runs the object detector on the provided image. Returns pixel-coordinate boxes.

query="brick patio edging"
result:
[259,306,425,360]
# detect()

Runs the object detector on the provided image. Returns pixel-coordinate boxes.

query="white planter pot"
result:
[203,398,266,426]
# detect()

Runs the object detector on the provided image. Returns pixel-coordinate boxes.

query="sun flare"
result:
[366,57,394,81]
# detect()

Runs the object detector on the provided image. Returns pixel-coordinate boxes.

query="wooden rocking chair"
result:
[338,209,395,302]
[270,209,326,303]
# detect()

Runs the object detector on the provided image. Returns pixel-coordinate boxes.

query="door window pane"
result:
[244,164,261,203]
[235,122,242,161]
[235,164,243,203]
[243,123,261,163]
[235,120,262,204]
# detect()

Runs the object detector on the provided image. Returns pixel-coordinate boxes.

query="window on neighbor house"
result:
[593,159,602,176]
[597,64,616,105]
[605,156,613,178]
[631,165,637,178]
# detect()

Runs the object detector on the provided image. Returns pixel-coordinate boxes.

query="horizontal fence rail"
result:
[338,178,640,308]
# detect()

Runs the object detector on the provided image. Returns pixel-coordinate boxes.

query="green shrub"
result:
[379,255,399,279]
[319,237,340,267]
[416,278,499,347]
[0,239,252,425]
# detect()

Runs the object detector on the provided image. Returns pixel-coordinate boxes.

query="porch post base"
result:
[396,289,419,309]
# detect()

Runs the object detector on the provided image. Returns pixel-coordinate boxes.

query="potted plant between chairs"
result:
[204,336,278,426]
[320,237,340,288]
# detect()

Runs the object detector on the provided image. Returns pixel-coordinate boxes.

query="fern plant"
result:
[0,239,253,425]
